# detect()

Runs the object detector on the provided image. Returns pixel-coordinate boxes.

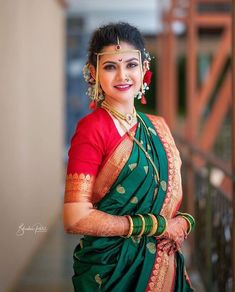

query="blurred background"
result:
[0,0,234,291]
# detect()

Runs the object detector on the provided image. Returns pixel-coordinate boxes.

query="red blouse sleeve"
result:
[64,109,131,204]
[67,108,124,176]
[67,113,106,176]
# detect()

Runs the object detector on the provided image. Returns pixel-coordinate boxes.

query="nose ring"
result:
[125,76,130,82]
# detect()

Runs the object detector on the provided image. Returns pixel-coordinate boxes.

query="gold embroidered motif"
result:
[64,173,95,203]
[129,163,137,171]
[95,274,102,289]
[131,236,141,244]
[145,115,183,292]
[144,166,149,174]
[148,127,157,135]
[160,180,167,192]
[153,188,158,200]
[130,196,138,204]
[147,242,156,254]
[116,184,126,194]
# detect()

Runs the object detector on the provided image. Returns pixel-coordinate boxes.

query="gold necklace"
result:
[101,101,160,184]
[118,117,160,184]
[101,100,136,125]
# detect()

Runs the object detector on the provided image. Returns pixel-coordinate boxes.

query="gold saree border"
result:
[145,115,183,292]
[64,173,95,203]
[92,129,135,204]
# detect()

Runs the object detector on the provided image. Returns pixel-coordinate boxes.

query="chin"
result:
[107,93,134,103]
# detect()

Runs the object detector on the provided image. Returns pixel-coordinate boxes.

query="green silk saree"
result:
[72,113,194,292]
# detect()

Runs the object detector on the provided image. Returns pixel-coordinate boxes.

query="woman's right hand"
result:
[157,217,188,254]
[157,238,178,255]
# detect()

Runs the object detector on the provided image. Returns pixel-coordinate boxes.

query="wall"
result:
[0,1,65,290]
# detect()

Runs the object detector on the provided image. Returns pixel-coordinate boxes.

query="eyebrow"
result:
[102,57,139,65]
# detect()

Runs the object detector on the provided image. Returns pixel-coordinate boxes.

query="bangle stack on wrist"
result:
[123,213,168,238]
[176,211,195,235]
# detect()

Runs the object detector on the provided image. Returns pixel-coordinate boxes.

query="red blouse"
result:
[67,108,137,176]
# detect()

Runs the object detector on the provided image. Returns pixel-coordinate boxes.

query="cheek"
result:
[131,69,142,82]
[99,71,113,88]
[133,74,143,86]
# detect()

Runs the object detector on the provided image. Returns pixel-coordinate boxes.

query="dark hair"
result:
[88,22,146,67]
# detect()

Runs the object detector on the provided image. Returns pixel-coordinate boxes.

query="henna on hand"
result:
[63,172,130,237]
[162,217,188,250]
[66,209,129,237]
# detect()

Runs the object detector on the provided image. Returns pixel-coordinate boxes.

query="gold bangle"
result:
[123,215,133,238]
[136,214,145,237]
[147,214,158,236]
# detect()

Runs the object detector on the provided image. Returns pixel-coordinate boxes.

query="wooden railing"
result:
[175,133,235,290]
[156,0,234,290]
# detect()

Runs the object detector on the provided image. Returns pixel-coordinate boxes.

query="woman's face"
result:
[96,42,145,104]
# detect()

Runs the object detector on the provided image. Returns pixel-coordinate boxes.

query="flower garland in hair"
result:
[135,49,152,105]
[82,63,105,109]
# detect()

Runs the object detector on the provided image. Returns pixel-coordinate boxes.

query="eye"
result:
[103,64,116,71]
[127,62,138,68]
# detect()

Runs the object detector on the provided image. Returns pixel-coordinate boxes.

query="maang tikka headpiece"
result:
[83,36,152,109]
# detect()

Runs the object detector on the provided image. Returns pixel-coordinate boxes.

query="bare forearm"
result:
[66,209,129,237]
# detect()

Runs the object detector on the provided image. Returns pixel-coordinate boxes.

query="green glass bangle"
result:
[176,212,195,233]
[143,214,153,235]
[181,215,192,234]
[154,215,167,237]
[132,215,143,236]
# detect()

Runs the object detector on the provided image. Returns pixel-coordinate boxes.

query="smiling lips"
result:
[114,84,132,91]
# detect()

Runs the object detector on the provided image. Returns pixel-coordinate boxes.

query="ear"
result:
[143,60,149,76]
[89,64,96,80]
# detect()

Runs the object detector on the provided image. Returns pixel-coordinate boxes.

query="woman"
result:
[63,22,195,292]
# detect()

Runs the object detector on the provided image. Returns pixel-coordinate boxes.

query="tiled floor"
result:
[12,214,205,292]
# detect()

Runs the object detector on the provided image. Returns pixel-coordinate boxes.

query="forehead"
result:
[99,42,140,62]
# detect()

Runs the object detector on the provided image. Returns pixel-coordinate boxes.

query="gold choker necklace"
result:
[101,100,136,125]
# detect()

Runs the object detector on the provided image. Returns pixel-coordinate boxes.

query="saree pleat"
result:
[72,113,193,292]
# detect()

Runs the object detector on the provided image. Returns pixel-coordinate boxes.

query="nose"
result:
[116,66,128,82]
